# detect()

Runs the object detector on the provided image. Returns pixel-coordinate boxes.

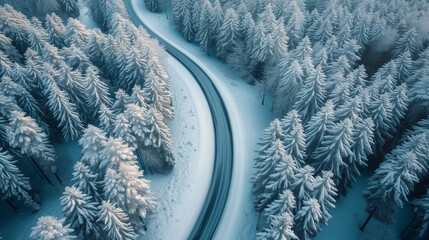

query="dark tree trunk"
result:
[6,199,17,211]
[360,207,377,232]
[54,173,63,184]
[30,157,54,187]
[28,157,45,180]
[261,88,266,105]
[401,215,417,238]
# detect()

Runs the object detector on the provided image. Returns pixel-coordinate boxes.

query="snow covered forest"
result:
[142,0,429,239]
[0,0,176,239]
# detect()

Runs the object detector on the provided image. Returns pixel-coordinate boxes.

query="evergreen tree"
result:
[0,148,40,210]
[97,200,137,240]
[294,198,322,240]
[210,0,224,37]
[141,107,175,172]
[44,81,84,141]
[216,8,240,59]
[7,111,57,172]
[294,65,326,123]
[343,118,374,193]
[78,125,107,171]
[99,136,136,172]
[144,0,163,12]
[257,212,298,240]
[263,189,296,219]
[103,161,157,227]
[59,0,80,18]
[97,104,115,135]
[284,123,306,167]
[292,165,316,210]
[393,28,421,58]
[390,83,408,129]
[312,118,354,182]
[273,60,303,115]
[305,101,335,156]
[312,171,337,224]
[84,66,112,118]
[413,189,429,238]
[182,8,194,41]
[72,161,101,201]
[335,95,363,123]
[64,18,89,47]
[369,93,393,146]
[112,89,131,115]
[30,216,76,240]
[0,33,21,62]
[112,113,136,148]
[60,186,100,239]
[196,0,213,52]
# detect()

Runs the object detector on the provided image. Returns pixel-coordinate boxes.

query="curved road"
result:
[124,1,234,239]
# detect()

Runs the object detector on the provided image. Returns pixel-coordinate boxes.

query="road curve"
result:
[124,1,234,239]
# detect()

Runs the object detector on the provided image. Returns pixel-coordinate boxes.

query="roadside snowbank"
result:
[132,1,274,239]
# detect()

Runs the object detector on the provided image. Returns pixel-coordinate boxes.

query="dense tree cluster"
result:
[145,0,429,238]
[0,0,175,238]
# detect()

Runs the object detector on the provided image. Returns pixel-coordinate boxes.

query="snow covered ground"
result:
[132,1,414,240]
[0,2,215,239]
[131,1,274,239]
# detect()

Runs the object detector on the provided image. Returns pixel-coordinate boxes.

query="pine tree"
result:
[112,89,131,115]
[112,113,137,149]
[313,18,333,44]
[72,161,101,201]
[261,153,298,212]
[78,125,107,171]
[56,63,88,115]
[44,81,84,141]
[196,0,213,52]
[257,212,298,240]
[171,0,188,29]
[0,148,40,210]
[182,8,194,41]
[343,118,374,193]
[7,111,57,172]
[61,186,100,239]
[118,47,147,92]
[97,200,137,240]
[413,189,429,238]
[312,171,337,224]
[396,51,413,82]
[0,33,22,62]
[216,8,240,59]
[335,95,363,123]
[64,18,89,47]
[369,93,393,146]
[393,28,421,58]
[86,29,106,67]
[347,65,368,96]
[59,0,80,17]
[45,13,65,48]
[263,189,296,219]
[141,107,175,172]
[99,136,136,172]
[294,65,326,123]
[390,83,408,129]
[103,162,157,226]
[30,216,76,240]
[84,66,112,118]
[285,9,305,48]
[124,103,146,149]
[292,165,316,210]
[293,198,322,240]
[312,118,354,182]
[273,60,303,115]
[144,0,163,12]
[305,101,335,156]
[98,104,115,135]
[284,123,306,167]
[210,0,224,37]
[364,151,424,223]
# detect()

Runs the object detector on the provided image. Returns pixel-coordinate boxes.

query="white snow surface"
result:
[0,2,215,239]
[132,1,274,239]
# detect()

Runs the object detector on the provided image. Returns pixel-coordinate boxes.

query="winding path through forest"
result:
[124,1,234,239]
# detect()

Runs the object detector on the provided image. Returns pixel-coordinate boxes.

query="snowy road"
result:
[124,1,234,239]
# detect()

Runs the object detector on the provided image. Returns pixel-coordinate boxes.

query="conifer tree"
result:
[45,13,65,48]
[305,101,335,155]
[393,28,421,58]
[257,212,298,240]
[112,113,136,148]
[294,198,322,240]
[99,137,136,172]
[263,189,296,219]
[312,171,337,224]
[30,216,76,240]
[112,89,131,115]
[61,186,100,239]
[0,148,40,210]
[292,165,316,210]
[210,0,224,38]
[72,161,101,201]
[84,66,112,118]
[216,8,240,59]
[369,93,393,146]
[97,200,137,240]
[294,65,326,123]
[44,81,84,141]
[273,60,304,115]
[7,111,57,172]
[196,0,213,52]
[78,125,107,171]
[312,118,354,182]
[98,104,115,135]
